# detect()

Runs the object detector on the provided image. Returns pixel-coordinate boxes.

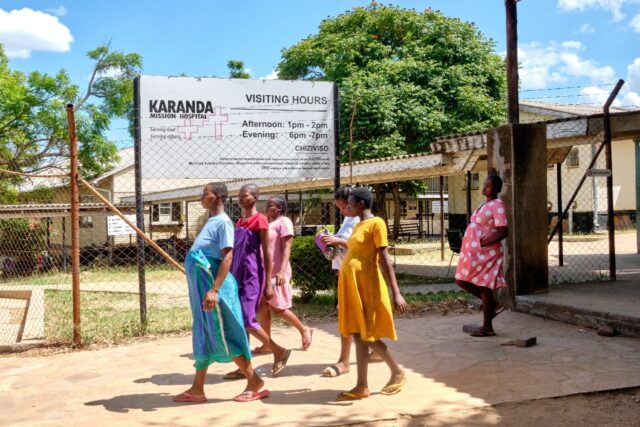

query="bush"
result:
[290,235,334,302]
[0,219,47,277]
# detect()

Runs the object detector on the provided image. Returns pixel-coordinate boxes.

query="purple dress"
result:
[230,213,268,330]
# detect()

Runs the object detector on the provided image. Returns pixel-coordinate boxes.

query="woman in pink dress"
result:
[455,175,508,337]
[254,196,313,354]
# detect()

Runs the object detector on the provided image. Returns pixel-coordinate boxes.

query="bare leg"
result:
[255,301,272,352]
[348,334,371,396]
[272,307,312,347]
[456,280,482,299]
[480,287,496,333]
[366,339,405,387]
[332,335,352,374]
[174,367,208,399]
[233,356,265,393]
[248,327,288,364]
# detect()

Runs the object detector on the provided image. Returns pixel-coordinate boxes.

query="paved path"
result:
[2,311,639,426]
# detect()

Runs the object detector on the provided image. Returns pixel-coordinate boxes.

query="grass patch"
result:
[45,289,191,345]
[288,290,470,321]
[396,272,454,286]
[7,265,184,287]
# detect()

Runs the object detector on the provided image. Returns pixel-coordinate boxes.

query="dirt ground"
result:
[5,302,640,427]
[357,387,640,427]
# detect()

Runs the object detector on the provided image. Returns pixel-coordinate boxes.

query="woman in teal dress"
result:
[172,182,269,403]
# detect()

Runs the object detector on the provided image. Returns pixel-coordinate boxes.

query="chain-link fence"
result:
[3,93,633,348]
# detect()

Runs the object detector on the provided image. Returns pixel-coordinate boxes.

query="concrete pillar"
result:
[635,138,640,254]
[488,124,548,296]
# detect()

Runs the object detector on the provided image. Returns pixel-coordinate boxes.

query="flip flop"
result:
[271,349,292,377]
[380,377,407,395]
[301,329,314,351]
[223,369,246,380]
[321,364,349,377]
[172,392,208,403]
[251,346,273,356]
[336,391,369,401]
[233,389,270,402]
[492,303,506,319]
[470,329,496,337]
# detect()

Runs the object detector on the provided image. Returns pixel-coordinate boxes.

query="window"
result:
[80,194,93,227]
[566,149,580,168]
[462,173,480,190]
[151,201,183,224]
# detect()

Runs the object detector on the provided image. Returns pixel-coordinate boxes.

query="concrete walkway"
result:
[2,311,639,426]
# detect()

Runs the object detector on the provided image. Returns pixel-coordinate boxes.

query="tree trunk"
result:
[392,182,401,240]
[374,184,387,225]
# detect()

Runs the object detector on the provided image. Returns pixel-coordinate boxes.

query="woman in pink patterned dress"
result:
[455,175,508,337]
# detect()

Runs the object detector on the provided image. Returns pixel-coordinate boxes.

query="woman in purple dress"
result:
[225,184,291,379]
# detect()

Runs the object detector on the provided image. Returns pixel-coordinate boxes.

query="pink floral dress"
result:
[455,198,508,290]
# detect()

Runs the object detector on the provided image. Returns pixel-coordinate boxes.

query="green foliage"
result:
[227,60,251,79]
[290,236,334,301]
[0,43,142,183]
[277,4,506,160]
[0,219,46,275]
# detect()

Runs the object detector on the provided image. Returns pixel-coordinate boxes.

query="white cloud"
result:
[45,5,67,17]
[626,57,640,93]
[518,41,615,90]
[630,14,640,31]
[557,0,632,22]
[0,8,73,59]
[260,69,279,80]
[580,58,640,107]
[579,23,595,33]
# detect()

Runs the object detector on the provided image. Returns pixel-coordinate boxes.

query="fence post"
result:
[65,104,81,346]
[133,77,148,327]
[556,163,563,266]
[603,79,625,280]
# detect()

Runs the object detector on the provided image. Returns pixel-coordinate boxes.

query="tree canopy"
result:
[277,4,506,161]
[227,60,250,79]
[0,44,142,202]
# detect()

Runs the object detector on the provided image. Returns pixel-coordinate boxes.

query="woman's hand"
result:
[264,281,275,300]
[202,289,218,312]
[320,234,338,246]
[275,271,286,287]
[393,293,408,313]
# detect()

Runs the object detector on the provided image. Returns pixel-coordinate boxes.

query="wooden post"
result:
[66,104,81,346]
[556,163,564,266]
[505,0,519,124]
[439,175,445,261]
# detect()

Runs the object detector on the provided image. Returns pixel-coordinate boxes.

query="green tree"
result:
[0,44,142,203]
[227,60,250,79]
[278,4,505,158]
[277,4,506,233]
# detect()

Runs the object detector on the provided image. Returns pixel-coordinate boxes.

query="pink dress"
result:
[455,198,508,290]
[267,215,294,309]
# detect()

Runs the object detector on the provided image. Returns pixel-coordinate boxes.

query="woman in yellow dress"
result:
[336,187,408,401]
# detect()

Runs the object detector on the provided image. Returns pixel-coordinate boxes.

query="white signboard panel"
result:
[431,200,449,214]
[138,75,336,179]
[107,215,136,236]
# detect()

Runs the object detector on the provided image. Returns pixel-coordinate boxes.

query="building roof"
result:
[520,100,627,119]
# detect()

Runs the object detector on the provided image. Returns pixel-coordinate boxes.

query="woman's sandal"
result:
[336,390,369,401]
[380,377,407,395]
[321,364,349,377]
[470,329,496,337]
[222,369,246,380]
[492,303,506,319]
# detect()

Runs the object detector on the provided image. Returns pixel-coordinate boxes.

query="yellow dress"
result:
[338,217,397,342]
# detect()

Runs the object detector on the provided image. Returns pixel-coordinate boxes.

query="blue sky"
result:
[2,0,640,143]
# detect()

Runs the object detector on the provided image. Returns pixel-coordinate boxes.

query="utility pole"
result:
[505,0,519,124]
